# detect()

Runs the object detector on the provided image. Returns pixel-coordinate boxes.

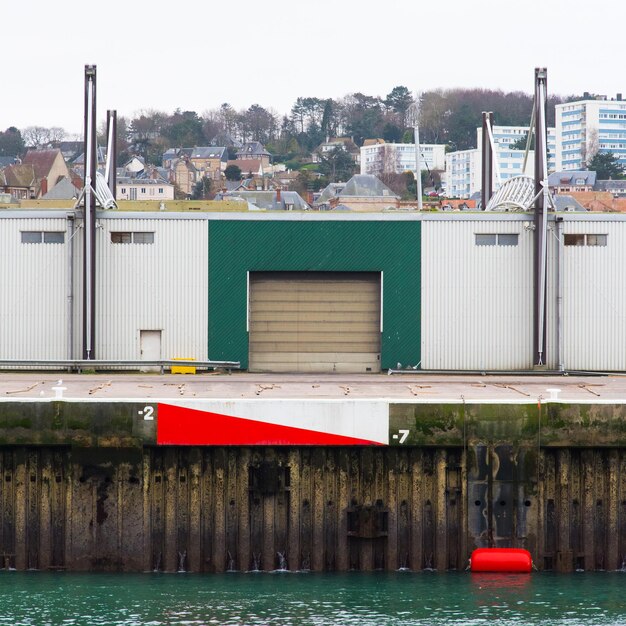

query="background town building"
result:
[555,94,626,170]
[360,142,446,177]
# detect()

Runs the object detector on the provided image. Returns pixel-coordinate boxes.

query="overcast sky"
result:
[2,0,623,137]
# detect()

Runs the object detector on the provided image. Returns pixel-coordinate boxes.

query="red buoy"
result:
[470,548,532,573]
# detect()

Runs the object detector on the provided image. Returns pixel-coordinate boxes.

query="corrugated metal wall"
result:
[421,216,535,370]
[96,217,208,361]
[562,219,626,370]
[4,210,626,372]
[0,217,69,359]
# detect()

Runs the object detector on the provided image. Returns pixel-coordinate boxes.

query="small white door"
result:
[140,330,161,372]
[130,188,137,200]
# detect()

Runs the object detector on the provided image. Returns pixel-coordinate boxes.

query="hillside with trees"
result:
[1,87,574,168]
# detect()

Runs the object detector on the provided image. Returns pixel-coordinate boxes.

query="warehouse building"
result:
[1,205,625,373]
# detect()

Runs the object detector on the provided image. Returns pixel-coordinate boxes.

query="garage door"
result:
[249,272,381,373]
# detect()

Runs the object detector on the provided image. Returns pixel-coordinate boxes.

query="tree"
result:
[127,110,168,164]
[587,152,625,179]
[509,133,533,150]
[240,104,277,144]
[582,128,599,167]
[192,176,212,200]
[382,122,403,142]
[320,99,339,139]
[163,110,204,147]
[0,127,25,156]
[342,92,384,145]
[318,146,356,182]
[385,86,413,118]
[22,126,53,148]
[224,164,242,181]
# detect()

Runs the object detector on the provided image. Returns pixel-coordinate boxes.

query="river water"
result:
[1,570,626,625]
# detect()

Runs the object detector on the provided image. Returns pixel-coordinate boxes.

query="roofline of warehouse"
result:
[3,207,626,222]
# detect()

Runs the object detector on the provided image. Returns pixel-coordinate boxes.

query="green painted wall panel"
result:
[208,220,420,370]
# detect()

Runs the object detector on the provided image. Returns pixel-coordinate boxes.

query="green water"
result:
[1,571,626,625]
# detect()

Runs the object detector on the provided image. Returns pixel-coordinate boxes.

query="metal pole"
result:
[481,112,494,209]
[83,65,97,360]
[106,110,117,199]
[66,213,74,361]
[556,216,564,371]
[414,115,423,210]
[533,67,548,366]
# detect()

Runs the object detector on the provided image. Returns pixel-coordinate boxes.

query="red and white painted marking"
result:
[156,399,389,446]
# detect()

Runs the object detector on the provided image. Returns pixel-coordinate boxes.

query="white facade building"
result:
[360,142,446,177]
[445,125,556,198]
[555,96,626,170]
[117,178,175,201]
[444,149,481,198]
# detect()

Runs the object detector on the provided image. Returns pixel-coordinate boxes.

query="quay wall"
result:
[1,399,626,572]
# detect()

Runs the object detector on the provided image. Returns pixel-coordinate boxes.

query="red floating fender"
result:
[470,548,532,573]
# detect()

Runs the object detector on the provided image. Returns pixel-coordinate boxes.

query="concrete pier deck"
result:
[2,371,625,402]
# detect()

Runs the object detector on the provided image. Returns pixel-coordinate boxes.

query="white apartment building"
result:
[444,149,481,198]
[555,95,626,170]
[360,142,446,177]
[445,125,556,198]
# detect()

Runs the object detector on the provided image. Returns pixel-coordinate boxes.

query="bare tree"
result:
[22,126,52,148]
[582,128,599,167]
[49,127,66,143]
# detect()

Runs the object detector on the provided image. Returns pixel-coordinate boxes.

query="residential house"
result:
[594,179,626,197]
[42,176,81,200]
[22,149,70,197]
[272,170,300,190]
[162,148,192,169]
[0,156,19,168]
[0,163,37,199]
[189,147,228,181]
[362,138,385,147]
[71,146,107,174]
[557,191,626,212]
[313,137,360,165]
[117,175,174,201]
[552,195,587,212]
[123,156,146,175]
[548,171,597,193]
[171,158,198,197]
[314,174,400,211]
[236,142,271,166]
[54,141,83,163]
[218,188,309,211]
[227,158,265,178]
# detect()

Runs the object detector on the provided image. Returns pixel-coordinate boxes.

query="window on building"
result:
[111,231,155,244]
[21,231,65,244]
[475,233,519,246]
[44,232,65,243]
[564,234,607,246]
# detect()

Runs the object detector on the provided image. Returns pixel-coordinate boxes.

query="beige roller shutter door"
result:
[249,272,381,373]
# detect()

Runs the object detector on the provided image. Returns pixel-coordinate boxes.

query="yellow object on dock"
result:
[171,358,196,374]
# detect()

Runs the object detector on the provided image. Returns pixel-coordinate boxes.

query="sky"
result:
[2,0,623,137]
